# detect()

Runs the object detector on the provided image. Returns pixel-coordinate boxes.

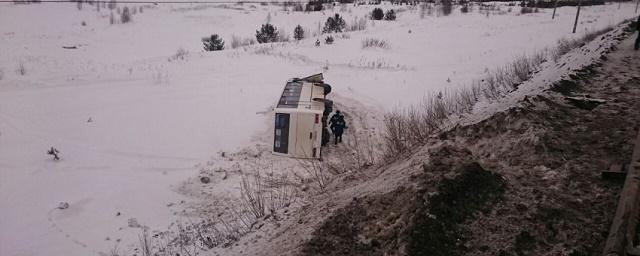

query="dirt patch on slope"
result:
[406,161,506,256]
[298,24,640,256]
[430,34,640,256]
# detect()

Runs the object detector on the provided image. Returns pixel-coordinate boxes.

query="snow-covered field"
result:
[0,1,637,255]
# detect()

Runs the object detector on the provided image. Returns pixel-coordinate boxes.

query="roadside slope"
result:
[273,21,640,256]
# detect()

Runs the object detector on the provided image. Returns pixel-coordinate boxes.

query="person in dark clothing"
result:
[329,111,347,145]
[635,16,640,50]
[329,110,342,127]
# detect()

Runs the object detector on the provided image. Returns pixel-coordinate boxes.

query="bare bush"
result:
[16,63,26,76]
[128,165,299,254]
[263,173,298,211]
[169,48,188,61]
[240,172,266,219]
[361,38,390,49]
[0,68,4,80]
[552,38,581,62]
[298,159,330,190]
[512,55,534,82]
[138,228,152,256]
[348,16,367,31]
[230,35,256,49]
[230,35,242,49]
[276,26,290,42]
[108,243,120,256]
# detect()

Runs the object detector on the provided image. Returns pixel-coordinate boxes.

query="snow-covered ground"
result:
[0,1,637,255]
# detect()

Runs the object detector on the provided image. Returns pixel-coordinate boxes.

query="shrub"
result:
[325,35,334,44]
[460,4,469,13]
[256,23,279,43]
[384,9,396,20]
[120,6,132,23]
[372,8,384,20]
[294,25,304,40]
[305,1,323,11]
[293,2,303,11]
[362,38,390,49]
[322,13,346,33]
[520,6,533,14]
[441,0,453,16]
[202,34,225,51]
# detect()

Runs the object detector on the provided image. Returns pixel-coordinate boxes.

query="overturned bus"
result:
[272,73,333,159]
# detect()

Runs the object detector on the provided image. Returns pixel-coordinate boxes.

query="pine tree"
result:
[293,25,304,41]
[256,23,279,43]
[372,8,384,20]
[203,34,225,51]
[322,14,346,33]
[121,6,132,23]
[384,9,396,20]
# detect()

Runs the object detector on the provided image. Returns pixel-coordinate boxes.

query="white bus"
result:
[273,73,332,159]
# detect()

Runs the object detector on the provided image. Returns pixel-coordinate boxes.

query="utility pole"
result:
[552,0,558,19]
[572,0,582,33]
[636,0,639,13]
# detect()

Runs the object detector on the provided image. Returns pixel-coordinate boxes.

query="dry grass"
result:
[382,25,615,157]
[168,48,188,62]
[361,38,390,49]
[551,26,613,62]
[133,163,300,255]
[230,34,256,49]
[16,63,26,76]
[348,16,367,32]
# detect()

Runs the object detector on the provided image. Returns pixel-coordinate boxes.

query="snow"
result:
[1,1,638,255]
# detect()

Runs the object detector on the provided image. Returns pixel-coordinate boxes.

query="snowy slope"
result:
[1,2,638,255]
